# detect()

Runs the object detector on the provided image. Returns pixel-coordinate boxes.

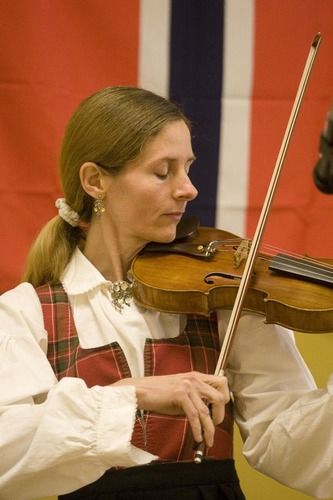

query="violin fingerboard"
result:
[269,254,333,287]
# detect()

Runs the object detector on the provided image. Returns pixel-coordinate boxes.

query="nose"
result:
[174,174,198,201]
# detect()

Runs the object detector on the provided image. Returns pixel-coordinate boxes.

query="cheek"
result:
[129,185,162,212]
[112,191,158,224]
[107,178,163,222]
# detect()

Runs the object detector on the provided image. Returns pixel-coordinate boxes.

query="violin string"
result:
[264,253,333,276]
[260,244,333,274]
[211,238,333,275]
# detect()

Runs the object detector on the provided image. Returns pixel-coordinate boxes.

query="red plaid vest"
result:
[36,283,233,461]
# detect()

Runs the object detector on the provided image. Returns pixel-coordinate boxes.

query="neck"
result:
[82,217,145,281]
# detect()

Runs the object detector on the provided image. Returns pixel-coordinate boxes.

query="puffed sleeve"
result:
[219,310,333,499]
[0,284,155,500]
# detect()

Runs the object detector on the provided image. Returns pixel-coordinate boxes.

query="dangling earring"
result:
[93,196,105,216]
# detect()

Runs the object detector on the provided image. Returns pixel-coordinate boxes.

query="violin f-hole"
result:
[204,272,242,284]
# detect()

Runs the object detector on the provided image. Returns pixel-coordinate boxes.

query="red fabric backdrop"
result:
[0,0,139,290]
[248,1,333,256]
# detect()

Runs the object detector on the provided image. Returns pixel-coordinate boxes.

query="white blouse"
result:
[0,248,332,499]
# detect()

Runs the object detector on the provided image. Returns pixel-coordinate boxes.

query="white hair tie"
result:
[55,198,80,227]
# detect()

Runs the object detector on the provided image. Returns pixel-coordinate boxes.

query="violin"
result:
[131,222,333,334]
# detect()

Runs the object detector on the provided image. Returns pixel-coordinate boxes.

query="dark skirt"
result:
[60,459,246,500]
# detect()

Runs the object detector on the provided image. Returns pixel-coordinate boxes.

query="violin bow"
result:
[194,32,322,464]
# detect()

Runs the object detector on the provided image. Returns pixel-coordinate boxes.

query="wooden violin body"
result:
[131,226,333,333]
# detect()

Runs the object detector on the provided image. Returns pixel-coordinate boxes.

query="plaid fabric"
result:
[36,283,233,461]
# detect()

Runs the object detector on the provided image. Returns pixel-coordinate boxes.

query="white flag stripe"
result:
[216,0,255,236]
[138,0,171,97]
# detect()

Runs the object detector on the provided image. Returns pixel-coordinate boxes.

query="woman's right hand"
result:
[114,371,229,448]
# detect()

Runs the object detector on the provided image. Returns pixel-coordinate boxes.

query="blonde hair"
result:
[23,86,189,287]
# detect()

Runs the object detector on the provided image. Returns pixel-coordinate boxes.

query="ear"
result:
[79,162,107,199]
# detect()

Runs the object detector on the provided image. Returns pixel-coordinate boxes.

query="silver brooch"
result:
[109,280,134,312]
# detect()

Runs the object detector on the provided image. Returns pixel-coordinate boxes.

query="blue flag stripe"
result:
[169,0,224,226]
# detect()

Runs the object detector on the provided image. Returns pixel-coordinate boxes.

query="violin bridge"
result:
[234,239,250,268]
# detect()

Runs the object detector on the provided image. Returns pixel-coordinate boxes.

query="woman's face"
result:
[102,119,198,246]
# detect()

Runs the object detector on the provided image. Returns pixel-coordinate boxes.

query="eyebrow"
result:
[159,155,197,163]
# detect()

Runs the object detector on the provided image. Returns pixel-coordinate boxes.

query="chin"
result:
[150,226,177,244]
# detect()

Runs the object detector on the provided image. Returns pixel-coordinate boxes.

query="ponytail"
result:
[23,216,81,287]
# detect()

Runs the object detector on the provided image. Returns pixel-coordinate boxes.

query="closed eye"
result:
[155,172,168,180]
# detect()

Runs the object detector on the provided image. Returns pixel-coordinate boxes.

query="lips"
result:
[164,212,184,220]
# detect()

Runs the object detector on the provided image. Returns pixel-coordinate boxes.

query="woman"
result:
[0,87,332,500]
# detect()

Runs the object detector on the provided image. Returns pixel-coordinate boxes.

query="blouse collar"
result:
[61,247,110,295]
